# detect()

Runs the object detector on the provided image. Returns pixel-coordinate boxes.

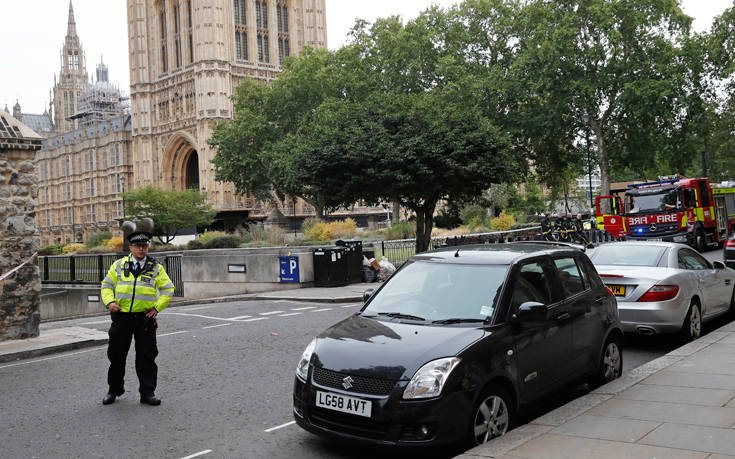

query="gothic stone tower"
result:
[52,1,90,133]
[126,0,326,222]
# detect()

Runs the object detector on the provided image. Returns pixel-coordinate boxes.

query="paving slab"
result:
[592,354,684,395]
[550,414,660,442]
[616,384,735,407]
[718,333,735,344]
[531,393,612,427]
[668,360,735,376]
[0,326,107,363]
[586,398,735,428]
[499,433,707,459]
[641,370,735,391]
[455,424,553,458]
[639,423,735,456]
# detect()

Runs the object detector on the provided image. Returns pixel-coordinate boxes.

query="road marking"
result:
[80,319,112,325]
[259,311,284,316]
[278,313,302,317]
[241,317,268,322]
[202,324,231,329]
[0,348,102,369]
[311,308,332,312]
[159,330,189,337]
[228,315,253,320]
[264,421,296,432]
[291,306,316,311]
[179,305,219,312]
[341,304,360,308]
[179,450,212,459]
[165,312,251,322]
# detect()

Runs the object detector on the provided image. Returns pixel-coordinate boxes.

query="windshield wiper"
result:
[376,312,426,321]
[431,317,489,324]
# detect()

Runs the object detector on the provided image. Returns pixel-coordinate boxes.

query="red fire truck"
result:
[596,176,735,252]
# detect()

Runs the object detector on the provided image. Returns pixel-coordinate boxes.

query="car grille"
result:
[309,407,391,440]
[312,366,397,396]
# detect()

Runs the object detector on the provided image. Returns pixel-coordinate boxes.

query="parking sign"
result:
[279,255,300,283]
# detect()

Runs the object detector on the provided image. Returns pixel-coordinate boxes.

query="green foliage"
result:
[434,206,462,229]
[384,222,416,240]
[489,212,516,231]
[187,239,205,250]
[199,231,229,243]
[507,182,546,216]
[85,232,112,248]
[123,186,217,244]
[460,205,488,226]
[203,235,247,249]
[39,245,63,256]
[88,246,113,254]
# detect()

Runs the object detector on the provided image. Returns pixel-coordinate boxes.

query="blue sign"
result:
[279,255,300,283]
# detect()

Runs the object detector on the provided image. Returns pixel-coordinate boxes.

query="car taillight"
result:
[637,285,679,302]
[726,240,735,248]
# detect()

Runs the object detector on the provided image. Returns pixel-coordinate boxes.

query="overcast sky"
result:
[1,0,732,115]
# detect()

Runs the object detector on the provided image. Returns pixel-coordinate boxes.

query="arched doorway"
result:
[185,151,200,190]
[162,132,201,191]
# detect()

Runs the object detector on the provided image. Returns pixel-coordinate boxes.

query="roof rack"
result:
[513,240,586,252]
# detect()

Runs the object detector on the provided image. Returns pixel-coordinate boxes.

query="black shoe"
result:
[140,394,161,406]
[102,393,117,405]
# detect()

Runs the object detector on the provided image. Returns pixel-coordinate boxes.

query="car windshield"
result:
[626,189,681,214]
[590,245,667,267]
[363,261,507,323]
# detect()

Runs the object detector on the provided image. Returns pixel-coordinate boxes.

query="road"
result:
[0,245,730,459]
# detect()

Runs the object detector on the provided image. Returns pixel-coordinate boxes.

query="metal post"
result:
[583,113,594,210]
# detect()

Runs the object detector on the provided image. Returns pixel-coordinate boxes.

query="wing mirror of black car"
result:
[517,301,548,322]
[363,289,375,303]
[714,261,726,270]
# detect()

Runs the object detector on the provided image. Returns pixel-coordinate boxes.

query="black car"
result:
[724,236,735,269]
[293,243,623,447]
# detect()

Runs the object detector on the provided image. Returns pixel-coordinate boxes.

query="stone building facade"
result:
[0,111,42,341]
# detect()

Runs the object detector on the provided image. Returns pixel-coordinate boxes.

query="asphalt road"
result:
[0,245,730,459]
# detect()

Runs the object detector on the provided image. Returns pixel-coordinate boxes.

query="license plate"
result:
[647,238,663,242]
[608,285,626,296]
[316,391,372,417]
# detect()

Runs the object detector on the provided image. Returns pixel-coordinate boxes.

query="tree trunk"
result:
[414,201,437,254]
[592,123,611,196]
[391,200,400,225]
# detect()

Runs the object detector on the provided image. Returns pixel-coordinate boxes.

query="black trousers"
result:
[107,312,158,396]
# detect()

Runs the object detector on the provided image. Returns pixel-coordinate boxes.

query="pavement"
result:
[4,283,735,458]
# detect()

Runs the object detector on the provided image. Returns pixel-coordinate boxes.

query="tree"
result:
[123,186,217,244]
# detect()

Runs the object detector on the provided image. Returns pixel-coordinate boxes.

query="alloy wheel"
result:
[473,395,509,444]
[689,305,701,339]
[602,341,621,382]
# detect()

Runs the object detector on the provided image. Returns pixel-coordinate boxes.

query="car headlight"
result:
[295,338,317,382]
[403,357,461,399]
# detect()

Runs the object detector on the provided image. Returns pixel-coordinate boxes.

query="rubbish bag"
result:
[361,266,377,283]
[377,257,396,282]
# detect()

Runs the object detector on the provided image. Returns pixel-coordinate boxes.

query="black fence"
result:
[379,227,616,267]
[38,254,184,297]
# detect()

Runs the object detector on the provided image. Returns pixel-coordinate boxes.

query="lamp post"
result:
[120,175,126,220]
[582,113,594,211]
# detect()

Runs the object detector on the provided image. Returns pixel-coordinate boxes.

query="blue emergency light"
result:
[628,178,680,188]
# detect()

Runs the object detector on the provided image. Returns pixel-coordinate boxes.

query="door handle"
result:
[556,312,571,321]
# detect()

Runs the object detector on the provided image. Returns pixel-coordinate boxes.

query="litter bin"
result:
[336,239,363,284]
[312,246,348,287]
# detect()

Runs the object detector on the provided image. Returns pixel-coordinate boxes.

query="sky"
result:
[1,0,733,116]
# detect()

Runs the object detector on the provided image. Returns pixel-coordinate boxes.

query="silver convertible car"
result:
[588,242,735,341]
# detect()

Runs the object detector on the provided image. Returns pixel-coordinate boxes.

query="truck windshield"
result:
[626,189,681,214]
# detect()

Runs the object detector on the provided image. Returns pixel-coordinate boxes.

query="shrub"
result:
[187,239,205,250]
[460,205,488,226]
[199,231,229,243]
[385,221,415,240]
[305,221,331,241]
[203,235,246,249]
[88,246,113,254]
[39,245,63,256]
[106,237,123,253]
[301,217,320,234]
[434,207,462,229]
[62,243,85,254]
[490,211,516,231]
[85,232,112,248]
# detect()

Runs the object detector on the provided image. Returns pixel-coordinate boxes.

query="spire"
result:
[67,1,77,38]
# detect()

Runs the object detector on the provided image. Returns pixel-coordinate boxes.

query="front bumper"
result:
[616,297,690,334]
[626,230,689,244]
[293,374,473,446]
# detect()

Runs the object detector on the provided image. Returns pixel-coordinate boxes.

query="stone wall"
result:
[0,112,42,341]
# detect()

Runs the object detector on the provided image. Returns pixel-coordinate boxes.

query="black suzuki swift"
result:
[293,243,623,447]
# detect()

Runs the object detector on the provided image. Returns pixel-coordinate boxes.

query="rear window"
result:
[589,245,667,267]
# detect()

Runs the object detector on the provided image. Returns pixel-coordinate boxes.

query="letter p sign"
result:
[279,255,300,283]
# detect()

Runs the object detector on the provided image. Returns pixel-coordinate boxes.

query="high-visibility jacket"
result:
[101,254,175,313]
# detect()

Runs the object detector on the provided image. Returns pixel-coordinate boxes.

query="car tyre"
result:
[590,336,622,388]
[680,301,702,342]
[468,385,514,446]
[694,228,707,253]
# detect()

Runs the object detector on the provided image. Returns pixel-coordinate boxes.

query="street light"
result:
[582,113,594,211]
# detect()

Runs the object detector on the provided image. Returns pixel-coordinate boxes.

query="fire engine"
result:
[596,176,735,252]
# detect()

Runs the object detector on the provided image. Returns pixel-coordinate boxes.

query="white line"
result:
[240,317,268,322]
[277,313,302,317]
[164,312,249,322]
[291,306,316,311]
[264,421,296,433]
[311,308,332,312]
[80,320,112,325]
[179,450,212,459]
[179,305,219,312]
[341,304,359,308]
[202,324,231,329]
[228,315,252,320]
[259,311,284,316]
[159,330,189,337]
[0,348,102,369]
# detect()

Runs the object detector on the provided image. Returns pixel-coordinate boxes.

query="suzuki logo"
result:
[342,376,354,389]
[649,224,657,232]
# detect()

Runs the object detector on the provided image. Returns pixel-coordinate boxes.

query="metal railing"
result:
[38,254,184,297]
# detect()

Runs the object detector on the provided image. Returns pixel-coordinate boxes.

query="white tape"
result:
[0,252,38,282]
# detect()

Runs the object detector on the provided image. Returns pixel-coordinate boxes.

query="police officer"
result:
[540,212,554,241]
[101,231,175,406]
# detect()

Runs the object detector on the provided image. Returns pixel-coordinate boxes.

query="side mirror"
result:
[517,301,548,322]
[363,289,375,303]
[714,261,726,270]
